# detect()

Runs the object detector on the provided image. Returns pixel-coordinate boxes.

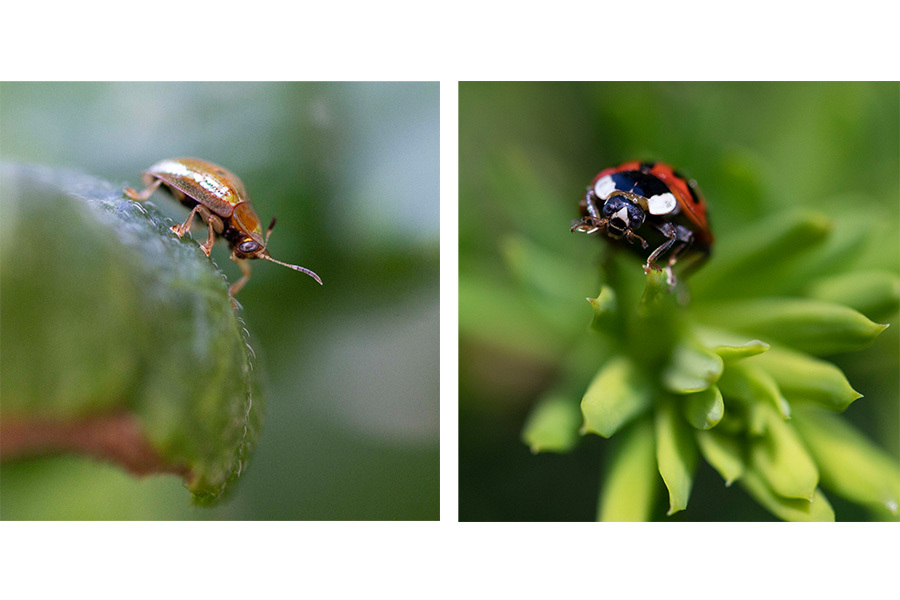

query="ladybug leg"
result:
[124,178,162,201]
[571,216,608,234]
[572,189,608,233]
[624,229,648,250]
[583,189,603,219]
[658,225,697,287]
[664,238,692,270]
[644,222,678,273]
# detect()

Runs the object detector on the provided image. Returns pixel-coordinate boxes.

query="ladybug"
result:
[572,161,713,283]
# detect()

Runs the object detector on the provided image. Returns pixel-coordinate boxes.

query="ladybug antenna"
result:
[265,217,277,245]
[263,254,323,285]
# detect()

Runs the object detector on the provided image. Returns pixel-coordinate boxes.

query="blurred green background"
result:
[459,82,899,521]
[0,82,439,520]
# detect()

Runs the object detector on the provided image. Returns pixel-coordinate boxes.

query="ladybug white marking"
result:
[594,175,616,199]
[648,192,676,215]
[613,206,629,225]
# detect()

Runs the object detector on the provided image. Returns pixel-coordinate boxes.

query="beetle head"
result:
[240,217,323,285]
[601,194,646,239]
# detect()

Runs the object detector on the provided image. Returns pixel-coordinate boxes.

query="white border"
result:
[2,1,899,598]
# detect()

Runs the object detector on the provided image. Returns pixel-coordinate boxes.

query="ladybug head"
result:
[601,195,646,238]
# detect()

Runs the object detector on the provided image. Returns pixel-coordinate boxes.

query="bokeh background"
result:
[459,82,899,521]
[0,82,439,520]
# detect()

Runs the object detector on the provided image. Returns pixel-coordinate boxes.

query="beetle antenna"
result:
[265,217,277,245]
[263,254,323,285]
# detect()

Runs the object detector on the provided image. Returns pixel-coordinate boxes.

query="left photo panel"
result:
[0,82,440,520]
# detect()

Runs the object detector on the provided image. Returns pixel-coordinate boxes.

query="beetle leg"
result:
[571,216,608,234]
[124,178,162,201]
[170,204,203,238]
[624,229,648,249]
[665,239,691,270]
[584,189,602,219]
[228,254,252,300]
[644,222,678,273]
[572,190,608,233]
[195,206,224,257]
[198,219,217,257]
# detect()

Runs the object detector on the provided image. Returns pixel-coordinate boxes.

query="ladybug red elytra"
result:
[572,161,713,283]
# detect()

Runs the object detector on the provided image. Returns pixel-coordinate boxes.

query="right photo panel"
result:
[458,81,900,522]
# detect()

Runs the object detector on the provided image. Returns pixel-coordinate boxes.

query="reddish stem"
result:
[0,412,189,478]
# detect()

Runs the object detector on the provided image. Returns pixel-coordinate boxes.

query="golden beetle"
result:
[125,158,323,300]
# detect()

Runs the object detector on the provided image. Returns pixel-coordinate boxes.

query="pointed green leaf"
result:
[655,396,698,515]
[683,386,725,430]
[741,469,835,522]
[751,346,862,411]
[662,340,724,394]
[747,400,768,436]
[779,207,871,281]
[691,209,832,297]
[695,428,745,486]
[521,393,582,454]
[712,340,771,363]
[597,418,658,522]
[694,327,771,363]
[719,362,791,419]
[807,270,900,322]
[701,298,888,355]
[793,407,900,515]
[588,285,619,335]
[581,356,652,438]
[639,267,675,310]
[748,404,819,500]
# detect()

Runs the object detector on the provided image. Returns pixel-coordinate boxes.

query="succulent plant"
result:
[461,151,900,522]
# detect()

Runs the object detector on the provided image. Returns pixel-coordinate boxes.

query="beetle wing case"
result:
[146,158,246,218]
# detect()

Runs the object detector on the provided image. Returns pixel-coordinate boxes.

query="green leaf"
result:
[712,340,771,363]
[655,396,698,515]
[740,469,835,522]
[806,269,900,323]
[793,406,900,516]
[662,340,724,394]
[486,148,579,252]
[682,386,725,430]
[719,362,791,419]
[597,418,658,522]
[778,207,876,287]
[0,164,262,505]
[501,234,595,303]
[639,267,674,309]
[521,393,582,454]
[750,346,862,411]
[691,209,832,298]
[748,404,819,500]
[458,273,569,362]
[695,428,745,486]
[581,356,652,438]
[694,327,771,363]
[701,298,888,356]
[588,285,620,336]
